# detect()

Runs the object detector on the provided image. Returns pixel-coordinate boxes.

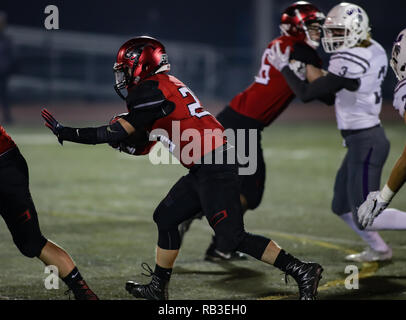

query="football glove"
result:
[357,191,390,229]
[268,41,291,72]
[289,60,306,80]
[107,112,142,155]
[41,108,64,145]
[108,113,128,150]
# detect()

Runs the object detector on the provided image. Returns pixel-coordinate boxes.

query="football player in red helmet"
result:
[178,1,333,262]
[0,125,98,300]
[42,36,323,300]
[113,36,170,100]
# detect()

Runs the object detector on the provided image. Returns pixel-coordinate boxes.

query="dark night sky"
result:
[0,0,404,100]
[0,0,253,47]
[1,0,404,50]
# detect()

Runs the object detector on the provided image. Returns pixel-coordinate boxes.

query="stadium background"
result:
[1,0,406,300]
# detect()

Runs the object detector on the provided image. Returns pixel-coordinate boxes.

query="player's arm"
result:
[290,42,325,83]
[41,108,133,145]
[282,69,357,103]
[289,42,335,105]
[42,80,173,146]
[269,42,359,103]
[384,83,406,195]
[386,145,406,195]
[357,109,406,229]
[358,149,406,229]
[384,111,406,195]
[306,64,325,83]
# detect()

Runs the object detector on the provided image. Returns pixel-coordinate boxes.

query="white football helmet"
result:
[321,2,371,53]
[390,28,406,81]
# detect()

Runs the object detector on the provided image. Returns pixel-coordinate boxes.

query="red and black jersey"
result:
[123,73,226,168]
[229,35,322,127]
[0,125,16,155]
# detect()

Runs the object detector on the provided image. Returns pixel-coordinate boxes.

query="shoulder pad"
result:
[328,48,371,78]
[126,80,166,110]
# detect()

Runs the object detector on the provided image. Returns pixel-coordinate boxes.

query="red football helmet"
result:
[280,1,325,48]
[113,36,170,99]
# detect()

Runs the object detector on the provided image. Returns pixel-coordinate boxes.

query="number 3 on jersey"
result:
[179,87,211,118]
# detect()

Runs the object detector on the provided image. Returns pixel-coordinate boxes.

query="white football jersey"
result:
[393,78,406,118]
[328,39,388,130]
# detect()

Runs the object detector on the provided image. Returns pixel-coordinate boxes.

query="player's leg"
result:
[176,106,238,245]
[0,149,98,299]
[204,140,265,261]
[197,162,323,300]
[341,128,392,261]
[205,110,266,260]
[126,174,202,300]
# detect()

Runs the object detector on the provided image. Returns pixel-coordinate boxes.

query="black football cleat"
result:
[285,260,323,300]
[204,241,248,262]
[126,263,168,300]
[126,276,168,300]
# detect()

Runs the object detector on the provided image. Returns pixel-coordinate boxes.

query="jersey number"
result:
[374,66,386,104]
[255,48,272,85]
[179,87,211,118]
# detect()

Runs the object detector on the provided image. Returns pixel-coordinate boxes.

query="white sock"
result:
[366,208,406,230]
[339,212,390,252]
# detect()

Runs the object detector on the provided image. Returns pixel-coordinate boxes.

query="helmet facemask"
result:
[294,9,324,49]
[113,46,143,100]
[391,42,406,81]
[321,4,370,53]
[321,26,349,53]
[390,30,406,81]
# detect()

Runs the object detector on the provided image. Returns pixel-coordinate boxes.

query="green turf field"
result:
[1,121,406,300]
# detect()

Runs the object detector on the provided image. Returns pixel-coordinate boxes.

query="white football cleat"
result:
[345,247,392,262]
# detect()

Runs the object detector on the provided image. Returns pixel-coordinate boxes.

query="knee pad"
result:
[14,234,47,258]
[157,227,181,250]
[154,203,181,250]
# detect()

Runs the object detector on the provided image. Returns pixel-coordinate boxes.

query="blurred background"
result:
[0,0,404,124]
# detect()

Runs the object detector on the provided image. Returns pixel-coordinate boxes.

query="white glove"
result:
[268,41,291,71]
[289,60,306,80]
[357,191,390,229]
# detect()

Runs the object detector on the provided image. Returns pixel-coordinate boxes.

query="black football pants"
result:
[216,106,266,210]
[153,150,270,259]
[0,148,47,258]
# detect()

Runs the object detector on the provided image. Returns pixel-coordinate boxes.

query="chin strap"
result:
[114,84,127,100]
